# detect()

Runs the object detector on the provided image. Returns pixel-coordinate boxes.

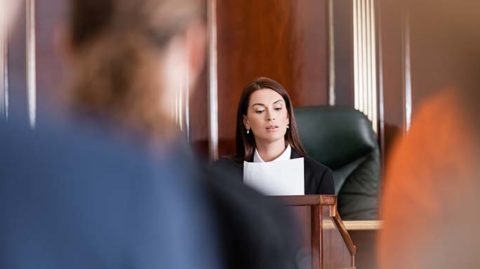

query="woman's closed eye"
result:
[255,109,265,114]
[274,107,283,111]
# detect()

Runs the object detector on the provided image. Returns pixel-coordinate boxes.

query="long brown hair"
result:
[68,0,201,138]
[235,77,307,161]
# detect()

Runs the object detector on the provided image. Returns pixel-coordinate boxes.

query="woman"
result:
[220,77,334,195]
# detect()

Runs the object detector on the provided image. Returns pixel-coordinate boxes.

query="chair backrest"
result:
[294,106,380,220]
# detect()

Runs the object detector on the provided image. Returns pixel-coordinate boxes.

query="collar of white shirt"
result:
[253,144,292,163]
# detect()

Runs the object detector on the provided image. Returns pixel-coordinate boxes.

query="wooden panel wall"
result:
[4,0,344,161]
[8,0,458,191]
[334,0,354,106]
[7,0,465,223]
[377,0,406,168]
[7,3,29,124]
[376,0,466,172]
[189,65,210,157]
[213,0,331,157]
[6,0,66,126]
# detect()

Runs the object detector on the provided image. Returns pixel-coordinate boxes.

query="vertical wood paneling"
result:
[7,2,28,124]
[0,4,8,119]
[206,0,219,159]
[402,14,412,131]
[215,0,330,157]
[189,66,210,158]
[188,0,210,158]
[353,0,378,132]
[334,0,355,106]
[408,9,460,118]
[377,0,454,175]
[26,0,36,128]
[377,0,405,166]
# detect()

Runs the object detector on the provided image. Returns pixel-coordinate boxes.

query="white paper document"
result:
[243,158,305,196]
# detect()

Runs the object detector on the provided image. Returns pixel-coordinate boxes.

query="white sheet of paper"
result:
[243,158,304,196]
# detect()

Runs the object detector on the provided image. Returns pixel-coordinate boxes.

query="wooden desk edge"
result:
[343,220,382,231]
[276,195,336,206]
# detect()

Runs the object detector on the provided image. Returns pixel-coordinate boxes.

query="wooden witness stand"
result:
[278,195,356,269]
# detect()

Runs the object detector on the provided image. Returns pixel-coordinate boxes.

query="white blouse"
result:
[253,144,292,163]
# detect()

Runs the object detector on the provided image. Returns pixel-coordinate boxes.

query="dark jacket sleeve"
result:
[203,160,300,269]
[304,157,335,195]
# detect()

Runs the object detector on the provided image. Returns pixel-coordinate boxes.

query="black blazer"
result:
[215,149,335,195]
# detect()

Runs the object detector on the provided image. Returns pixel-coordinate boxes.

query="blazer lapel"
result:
[290,149,301,159]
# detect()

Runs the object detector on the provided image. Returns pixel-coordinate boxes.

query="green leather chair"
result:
[294,106,380,220]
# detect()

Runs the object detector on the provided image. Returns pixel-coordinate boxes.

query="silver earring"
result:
[246,129,250,134]
[287,125,289,129]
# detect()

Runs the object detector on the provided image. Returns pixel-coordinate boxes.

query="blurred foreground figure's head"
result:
[379,0,480,268]
[67,0,205,139]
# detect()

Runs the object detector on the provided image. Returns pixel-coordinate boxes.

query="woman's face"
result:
[243,88,289,145]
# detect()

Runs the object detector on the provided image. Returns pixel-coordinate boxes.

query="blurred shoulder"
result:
[211,156,243,174]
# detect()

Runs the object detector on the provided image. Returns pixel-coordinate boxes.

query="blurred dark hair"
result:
[68,0,202,137]
[235,77,307,162]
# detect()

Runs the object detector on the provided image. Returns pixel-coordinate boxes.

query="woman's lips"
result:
[266,125,279,132]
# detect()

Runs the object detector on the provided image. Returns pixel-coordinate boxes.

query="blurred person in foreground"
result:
[64,0,299,268]
[379,0,480,268]
[0,1,220,268]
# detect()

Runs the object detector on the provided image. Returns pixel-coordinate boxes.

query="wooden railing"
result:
[278,195,357,269]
